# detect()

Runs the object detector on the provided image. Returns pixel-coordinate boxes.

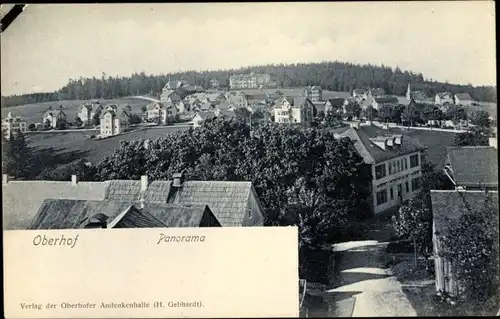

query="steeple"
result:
[406,83,412,100]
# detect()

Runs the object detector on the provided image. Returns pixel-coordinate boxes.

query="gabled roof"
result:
[353,88,367,94]
[326,98,345,108]
[100,109,116,119]
[431,190,499,236]
[454,93,473,101]
[436,92,453,98]
[446,146,498,187]
[340,125,426,164]
[216,102,232,110]
[397,96,411,106]
[3,180,110,230]
[195,111,216,120]
[374,96,399,104]
[322,91,351,100]
[143,203,219,227]
[370,88,386,97]
[200,102,214,111]
[218,110,237,118]
[206,92,225,101]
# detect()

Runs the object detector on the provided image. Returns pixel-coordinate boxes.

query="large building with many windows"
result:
[2,112,27,139]
[229,73,271,89]
[337,123,426,214]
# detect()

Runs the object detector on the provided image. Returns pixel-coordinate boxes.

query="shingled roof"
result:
[143,203,220,227]
[340,125,426,164]
[431,190,499,236]
[445,146,498,187]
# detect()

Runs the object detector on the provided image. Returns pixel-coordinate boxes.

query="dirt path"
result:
[327,214,417,317]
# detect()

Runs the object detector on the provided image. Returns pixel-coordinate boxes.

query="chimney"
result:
[2,174,8,184]
[141,175,149,192]
[172,172,184,187]
[489,137,497,148]
[71,175,78,186]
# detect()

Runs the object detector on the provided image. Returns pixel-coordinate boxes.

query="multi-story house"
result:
[353,88,368,99]
[273,96,314,124]
[434,92,454,105]
[2,112,27,139]
[454,93,474,106]
[192,111,216,129]
[305,86,323,102]
[160,89,182,104]
[226,91,249,109]
[146,102,178,124]
[177,100,191,113]
[229,73,271,89]
[431,139,498,297]
[42,107,67,129]
[338,123,426,214]
[324,98,347,115]
[78,102,103,125]
[372,96,399,110]
[100,107,131,137]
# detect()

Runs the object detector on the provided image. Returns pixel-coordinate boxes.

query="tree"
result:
[128,114,142,125]
[1,132,31,178]
[445,105,468,123]
[74,116,83,128]
[141,105,147,114]
[391,197,432,255]
[439,194,499,303]
[379,105,394,122]
[454,127,489,146]
[28,123,36,131]
[324,110,341,127]
[43,119,52,130]
[344,101,361,119]
[56,118,67,130]
[471,110,491,127]
[92,112,101,127]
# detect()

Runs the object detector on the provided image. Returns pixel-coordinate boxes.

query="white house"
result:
[226,91,248,109]
[454,93,474,106]
[338,124,426,214]
[274,96,314,124]
[435,92,454,105]
[78,102,103,125]
[305,86,322,102]
[2,112,27,139]
[100,108,130,137]
[42,107,67,129]
[146,102,177,124]
[192,111,216,129]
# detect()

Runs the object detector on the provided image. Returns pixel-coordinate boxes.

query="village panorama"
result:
[1,4,498,318]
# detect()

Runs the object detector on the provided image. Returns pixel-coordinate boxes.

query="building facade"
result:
[100,108,130,137]
[339,124,425,214]
[435,92,454,105]
[229,73,271,89]
[146,102,178,124]
[273,97,314,124]
[305,86,323,102]
[2,112,27,139]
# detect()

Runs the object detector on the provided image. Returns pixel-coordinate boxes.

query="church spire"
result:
[406,83,412,100]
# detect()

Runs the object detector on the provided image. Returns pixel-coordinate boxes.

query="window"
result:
[388,163,392,175]
[390,187,394,200]
[375,164,386,179]
[404,158,408,170]
[248,208,252,218]
[410,154,419,168]
[397,160,401,172]
[376,189,388,206]
[411,177,421,192]
[405,181,409,193]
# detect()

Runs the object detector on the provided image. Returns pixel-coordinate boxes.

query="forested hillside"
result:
[2,61,497,107]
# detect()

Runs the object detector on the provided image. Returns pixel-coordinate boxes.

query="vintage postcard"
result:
[1,2,498,318]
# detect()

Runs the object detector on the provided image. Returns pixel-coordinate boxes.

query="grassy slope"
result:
[26,126,190,165]
[0,97,150,125]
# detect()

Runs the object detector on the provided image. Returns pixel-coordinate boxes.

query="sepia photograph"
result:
[1,2,498,317]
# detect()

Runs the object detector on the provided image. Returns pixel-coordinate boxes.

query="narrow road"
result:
[327,214,417,317]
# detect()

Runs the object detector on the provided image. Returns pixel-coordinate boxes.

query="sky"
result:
[0,2,496,95]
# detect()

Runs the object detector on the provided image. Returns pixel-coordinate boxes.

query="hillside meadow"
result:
[0,97,150,125]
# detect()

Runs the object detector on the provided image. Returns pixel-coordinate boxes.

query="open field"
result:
[0,97,150,125]
[389,128,457,169]
[26,125,191,165]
